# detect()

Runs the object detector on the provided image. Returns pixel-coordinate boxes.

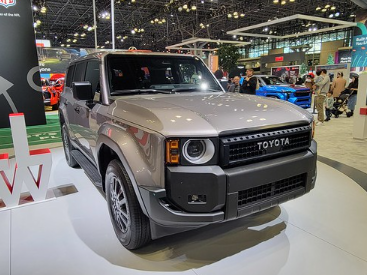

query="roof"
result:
[69,50,198,65]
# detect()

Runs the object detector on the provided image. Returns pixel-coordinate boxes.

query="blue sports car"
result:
[240,75,312,109]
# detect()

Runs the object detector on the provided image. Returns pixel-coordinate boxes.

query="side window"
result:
[179,63,198,84]
[84,60,100,94]
[73,62,87,82]
[65,65,75,87]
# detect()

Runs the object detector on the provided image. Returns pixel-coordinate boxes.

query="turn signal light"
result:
[166,139,180,164]
[312,121,316,138]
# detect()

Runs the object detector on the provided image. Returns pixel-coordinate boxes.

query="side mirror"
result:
[72,81,93,101]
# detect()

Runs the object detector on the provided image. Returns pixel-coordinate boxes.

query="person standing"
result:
[346,76,359,117]
[304,74,315,90]
[313,69,330,125]
[330,72,347,98]
[324,91,334,121]
[241,68,258,94]
[228,76,241,93]
[214,66,224,79]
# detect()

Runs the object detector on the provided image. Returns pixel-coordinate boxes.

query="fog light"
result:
[188,194,207,204]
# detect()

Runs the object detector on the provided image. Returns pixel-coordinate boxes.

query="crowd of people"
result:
[220,67,361,126]
[308,69,359,125]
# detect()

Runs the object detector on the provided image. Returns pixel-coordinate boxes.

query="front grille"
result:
[296,98,310,102]
[237,173,306,207]
[294,91,311,97]
[220,125,311,167]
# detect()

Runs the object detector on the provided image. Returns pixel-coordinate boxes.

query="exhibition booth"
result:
[1,1,367,275]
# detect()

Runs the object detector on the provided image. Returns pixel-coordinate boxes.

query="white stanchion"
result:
[0,113,52,207]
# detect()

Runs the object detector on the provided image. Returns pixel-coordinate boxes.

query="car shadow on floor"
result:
[69,189,290,272]
[135,207,287,263]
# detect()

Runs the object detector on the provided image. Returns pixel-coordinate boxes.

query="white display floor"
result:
[1,147,367,275]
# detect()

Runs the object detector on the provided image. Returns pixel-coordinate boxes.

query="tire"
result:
[61,124,79,168]
[105,159,151,250]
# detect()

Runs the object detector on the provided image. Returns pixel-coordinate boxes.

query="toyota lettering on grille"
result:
[257,137,290,150]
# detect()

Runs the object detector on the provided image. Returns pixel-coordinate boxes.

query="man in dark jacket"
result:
[241,68,257,94]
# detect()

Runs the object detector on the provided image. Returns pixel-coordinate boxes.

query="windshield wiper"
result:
[111,89,173,96]
[171,87,222,93]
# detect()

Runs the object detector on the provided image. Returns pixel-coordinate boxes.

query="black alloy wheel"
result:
[105,159,151,250]
[61,124,79,168]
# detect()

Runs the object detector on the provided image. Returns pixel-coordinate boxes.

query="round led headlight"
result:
[182,139,215,164]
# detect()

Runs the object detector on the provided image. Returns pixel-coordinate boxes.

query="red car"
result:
[41,78,60,110]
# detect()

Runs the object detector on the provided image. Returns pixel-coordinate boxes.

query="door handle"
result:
[74,106,80,114]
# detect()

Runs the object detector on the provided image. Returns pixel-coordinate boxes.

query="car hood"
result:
[264,85,310,92]
[109,92,312,137]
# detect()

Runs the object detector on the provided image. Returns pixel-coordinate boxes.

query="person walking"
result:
[241,68,258,94]
[324,91,334,121]
[228,76,241,93]
[330,72,347,98]
[313,69,330,125]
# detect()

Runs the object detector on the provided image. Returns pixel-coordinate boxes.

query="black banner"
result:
[0,0,46,128]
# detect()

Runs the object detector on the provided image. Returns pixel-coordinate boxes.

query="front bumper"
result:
[139,141,317,239]
[288,97,311,108]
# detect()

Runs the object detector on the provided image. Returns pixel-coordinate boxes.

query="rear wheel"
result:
[105,159,151,250]
[61,124,79,168]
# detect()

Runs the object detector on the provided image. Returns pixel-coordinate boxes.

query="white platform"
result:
[0,147,367,275]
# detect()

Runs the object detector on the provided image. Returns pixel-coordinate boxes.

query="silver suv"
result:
[59,51,317,250]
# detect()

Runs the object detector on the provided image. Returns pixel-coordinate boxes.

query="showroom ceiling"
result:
[31,0,360,50]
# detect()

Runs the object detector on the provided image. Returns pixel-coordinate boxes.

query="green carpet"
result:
[0,114,62,150]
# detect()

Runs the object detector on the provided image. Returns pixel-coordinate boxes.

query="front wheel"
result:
[105,159,151,250]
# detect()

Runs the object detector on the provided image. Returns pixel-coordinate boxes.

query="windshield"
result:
[107,55,222,95]
[261,76,286,85]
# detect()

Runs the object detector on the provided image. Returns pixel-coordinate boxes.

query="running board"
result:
[70,150,103,188]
